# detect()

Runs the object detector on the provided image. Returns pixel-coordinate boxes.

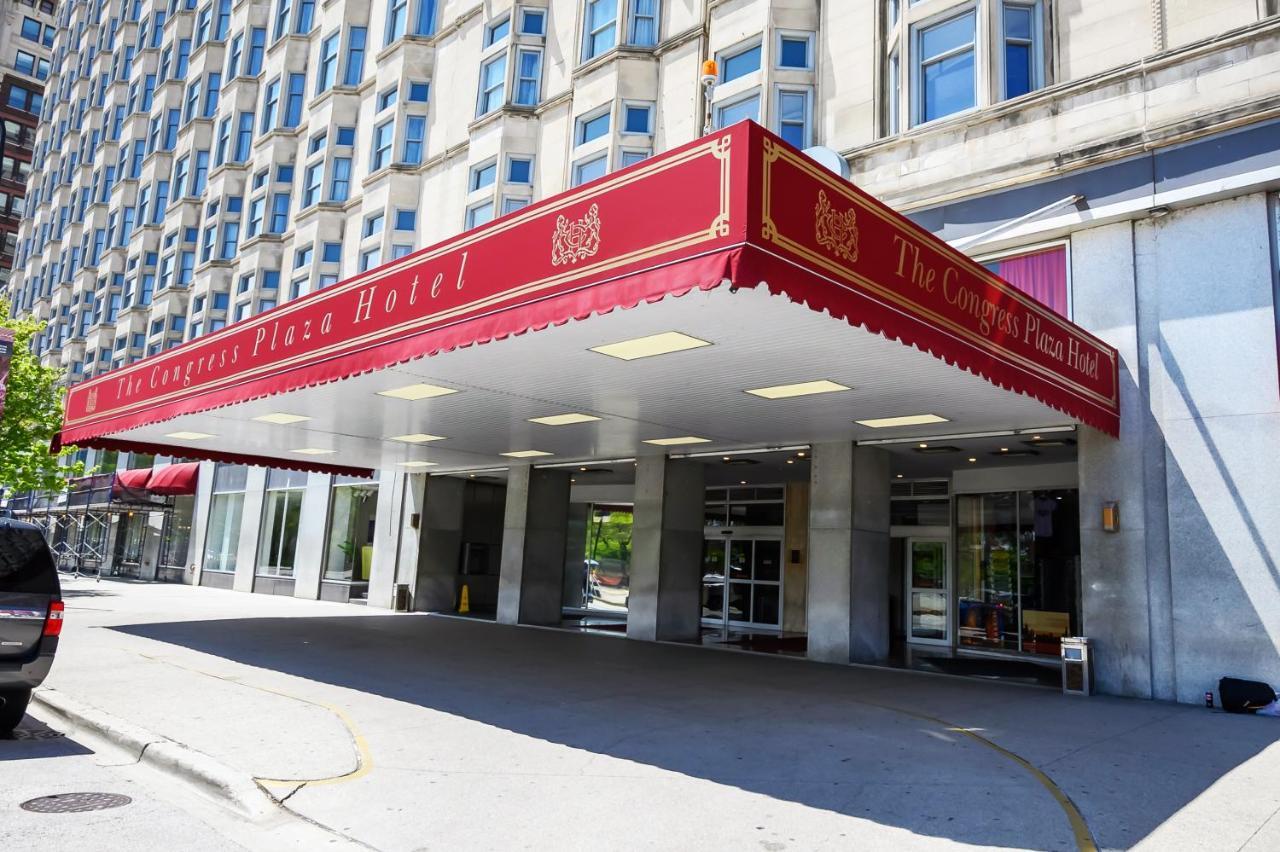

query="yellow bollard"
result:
[458,583,470,614]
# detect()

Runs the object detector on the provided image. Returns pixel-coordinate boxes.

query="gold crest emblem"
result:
[551,203,601,266]
[85,386,99,414]
[814,190,859,263]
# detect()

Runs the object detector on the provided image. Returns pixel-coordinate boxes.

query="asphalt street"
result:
[23,576,1280,851]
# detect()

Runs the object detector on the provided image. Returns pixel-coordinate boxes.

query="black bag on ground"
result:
[1219,677,1277,713]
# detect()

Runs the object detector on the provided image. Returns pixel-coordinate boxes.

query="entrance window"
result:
[160,496,194,569]
[982,244,1068,317]
[204,464,247,573]
[324,478,378,585]
[704,486,785,527]
[258,469,307,577]
[582,504,632,612]
[956,489,1079,656]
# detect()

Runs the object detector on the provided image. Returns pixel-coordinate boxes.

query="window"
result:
[247,195,265,236]
[372,120,394,170]
[778,33,813,69]
[395,209,416,230]
[377,87,398,112]
[582,0,616,60]
[471,161,497,191]
[619,148,648,168]
[220,220,240,259]
[336,126,356,146]
[296,0,314,33]
[402,115,425,164]
[302,162,323,206]
[391,244,413,259]
[344,26,367,86]
[359,247,381,270]
[363,212,384,237]
[274,0,291,40]
[1002,2,1040,99]
[234,112,254,161]
[258,472,307,577]
[520,8,545,35]
[295,244,313,267]
[386,0,407,45]
[629,0,658,46]
[284,73,305,127]
[309,132,327,154]
[247,28,266,74]
[981,244,1068,316]
[317,32,339,93]
[477,54,506,115]
[203,73,222,117]
[507,156,532,184]
[322,242,341,262]
[715,93,759,128]
[502,196,530,215]
[573,154,607,186]
[408,81,429,102]
[270,193,290,233]
[330,157,351,200]
[260,77,280,132]
[776,89,810,149]
[205,469,247,573]
[720,43,761,83]
[577,110,610,145]
[20,16,41,42]
[623,103,652,134]
[414,0,438,35]
[485,15,509,46]
[466,201,493,229]
[513,49,542,106]
[915,11,976,124]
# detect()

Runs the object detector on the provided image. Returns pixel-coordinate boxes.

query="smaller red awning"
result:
[146,462,200,496]
[114,468,151,489]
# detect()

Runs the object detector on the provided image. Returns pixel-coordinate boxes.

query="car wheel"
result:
[0,689,32,734]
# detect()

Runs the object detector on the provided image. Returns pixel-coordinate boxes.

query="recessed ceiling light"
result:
[744,380,851,400]
[919,443,928,448]
[501,450,554,458]
[643,436,711,446]
[786,459,794,465]
[388,433,446,443]
[291,447,334,455]
[254,412,311,425]
[377,383,459,400]
[165,431,214,440]
[739,480,747,485]
[797,451,806,458]
[896,474,904,479]
[1000,447,1009,452]
[590,331,711,361]
[398,460,437,468]
[855,414,950,428]
[968,457,977,463]
[528,413,603,426]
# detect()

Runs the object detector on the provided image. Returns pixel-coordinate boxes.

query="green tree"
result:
[0,299,84,494]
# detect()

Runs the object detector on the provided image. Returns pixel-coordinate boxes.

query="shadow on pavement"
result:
[112,614,1279,850]
[1,716,94,760]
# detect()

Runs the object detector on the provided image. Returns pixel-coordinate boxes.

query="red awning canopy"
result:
[144,462,200,495]
[54,123,1118,476]
[113,468,152,489]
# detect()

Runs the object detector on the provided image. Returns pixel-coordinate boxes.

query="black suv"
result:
[0,518,63,734]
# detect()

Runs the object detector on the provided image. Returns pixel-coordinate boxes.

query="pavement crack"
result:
[278,781,308,804]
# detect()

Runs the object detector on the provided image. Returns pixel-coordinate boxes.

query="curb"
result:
[31,687,279,821]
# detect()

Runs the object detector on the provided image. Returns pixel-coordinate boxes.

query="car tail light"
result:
[43,600,64,637]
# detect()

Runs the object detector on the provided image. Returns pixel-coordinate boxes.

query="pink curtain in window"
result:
[995,246,1068,316]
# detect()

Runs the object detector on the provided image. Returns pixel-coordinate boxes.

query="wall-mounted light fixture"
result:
[1102,501,1120,533]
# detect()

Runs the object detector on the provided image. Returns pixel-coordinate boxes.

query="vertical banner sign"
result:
[0,328,13,421]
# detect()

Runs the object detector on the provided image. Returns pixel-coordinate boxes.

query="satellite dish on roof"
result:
[802,146,851,181]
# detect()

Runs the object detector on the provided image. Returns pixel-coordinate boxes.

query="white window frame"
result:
[572,153,608,187]
[513,47,543,106]
[773,86,812,149]
[575,106,611,147]
[470,159,498,193]
[466,199,495,229]
[714,90,761,129]
[581,0,618,62]
[519,7,546,36]
[775,30,815,71]
[628,0,659,47]
[476,53,507,116]
[909,6,979,128]
[717,38,763,84]
[995,0,1044,101]
[618,147,650,169]
[621,101,653,135]
[485,14,510,47]
[506,155,534,184]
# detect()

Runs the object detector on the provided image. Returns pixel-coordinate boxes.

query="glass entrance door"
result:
[906,537,949,644]
[701,537,783,629]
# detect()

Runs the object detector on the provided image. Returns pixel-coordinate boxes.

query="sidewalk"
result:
[37,576,1280,851]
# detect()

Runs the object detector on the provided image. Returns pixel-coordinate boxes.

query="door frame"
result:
[903,531,952,647]
[701,527,785,631]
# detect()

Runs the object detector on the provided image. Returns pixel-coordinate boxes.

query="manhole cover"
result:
[9,728,65,741]
[20,793,132,813]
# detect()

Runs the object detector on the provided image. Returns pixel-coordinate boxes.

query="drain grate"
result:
[20,793,132,813]
[9,728,66,741]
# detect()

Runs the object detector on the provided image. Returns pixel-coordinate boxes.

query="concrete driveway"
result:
[30,577,1280,851]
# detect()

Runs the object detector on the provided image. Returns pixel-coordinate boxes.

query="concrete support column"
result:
[562,503,591,609]
[292,473,333,601]
[1074,221,1166,699]
[367,470,427,610]
[413,476,466,611]
[626,457,705,642]
[806,443,891,664]
[497,467,571,626]
[232,466,268,593]
[188,461,217,585]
